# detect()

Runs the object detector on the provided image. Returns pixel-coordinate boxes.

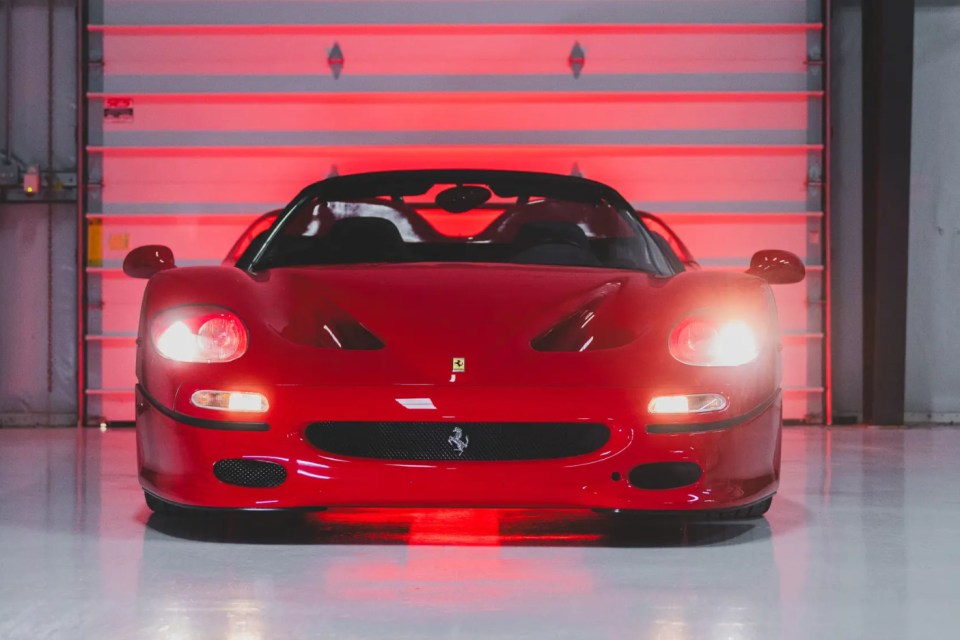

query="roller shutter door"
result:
[83,0,828,423]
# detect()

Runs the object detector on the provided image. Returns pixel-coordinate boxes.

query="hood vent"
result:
[272,299,384,350]
[532,281,635,352]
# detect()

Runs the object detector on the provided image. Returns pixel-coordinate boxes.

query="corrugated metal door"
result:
[84,0,828,423]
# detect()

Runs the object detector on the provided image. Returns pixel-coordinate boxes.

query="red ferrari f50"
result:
[124,170,804,519]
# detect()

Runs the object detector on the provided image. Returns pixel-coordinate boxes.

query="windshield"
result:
[243,172,672,275]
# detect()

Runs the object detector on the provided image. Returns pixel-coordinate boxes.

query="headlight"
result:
[151,306,248,363]
[669,317,759,366]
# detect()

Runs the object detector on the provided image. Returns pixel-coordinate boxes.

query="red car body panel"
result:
[130,170,796,514]
[135,263,782,511]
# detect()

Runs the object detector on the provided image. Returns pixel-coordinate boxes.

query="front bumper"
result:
[136,384,781,512]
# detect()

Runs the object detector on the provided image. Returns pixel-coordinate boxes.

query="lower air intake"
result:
[305,421,609,461]
[628,462,702,490]
[213,459,287,488]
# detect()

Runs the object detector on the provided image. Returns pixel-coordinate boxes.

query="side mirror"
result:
[123,245,176,279]
[746,250,805,284]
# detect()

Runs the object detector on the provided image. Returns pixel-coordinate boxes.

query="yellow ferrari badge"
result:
[452,357,466,372]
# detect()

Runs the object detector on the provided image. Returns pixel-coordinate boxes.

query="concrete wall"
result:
[905,4,960,423]
[831,0,960,423]
[829,1,865,421]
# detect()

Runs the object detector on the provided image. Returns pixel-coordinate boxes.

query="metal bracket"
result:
[44,172,79,189]
[568,42,585,78]
[0,162,19,187]
[806,166,824,189]
[328,42,344,79]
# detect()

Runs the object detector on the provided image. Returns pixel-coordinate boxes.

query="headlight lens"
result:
[152,306,248,363]
[669,317,759,366]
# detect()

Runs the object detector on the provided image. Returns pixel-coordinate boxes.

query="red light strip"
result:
[88,23,823,36]
[83,211,825,222]
[86,144,823,157]
[822,0,834,425]
[85,213,264,220]
[87,91,823,105]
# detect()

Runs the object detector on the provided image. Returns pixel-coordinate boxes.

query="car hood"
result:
[143,262,770,388]
[267,263,643,344]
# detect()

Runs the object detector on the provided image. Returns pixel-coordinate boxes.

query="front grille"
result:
[213,459,287,488]
[304,421,610,461]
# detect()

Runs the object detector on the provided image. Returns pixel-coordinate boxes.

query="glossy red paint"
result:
[135,264,784,511]
[132,172,794,515]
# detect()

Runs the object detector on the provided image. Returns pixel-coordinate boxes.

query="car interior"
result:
[244,190,667,273]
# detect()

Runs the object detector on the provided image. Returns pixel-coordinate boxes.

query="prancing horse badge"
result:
[452,357,465,372]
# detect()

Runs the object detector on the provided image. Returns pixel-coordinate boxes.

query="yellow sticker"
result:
[88,219,103,267]
[452,357,465,373]
[108,233,130,251]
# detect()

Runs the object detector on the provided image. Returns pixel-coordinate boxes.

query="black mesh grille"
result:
[628,462,702,490]
[213,459,287,488]
[304,422,610,461]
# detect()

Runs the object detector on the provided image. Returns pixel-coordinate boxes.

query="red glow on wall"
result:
[85,3,826,423]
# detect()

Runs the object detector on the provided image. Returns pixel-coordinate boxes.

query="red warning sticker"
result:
[104,97,134,123]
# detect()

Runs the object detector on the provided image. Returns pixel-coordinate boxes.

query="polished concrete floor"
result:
[1,426,958,639]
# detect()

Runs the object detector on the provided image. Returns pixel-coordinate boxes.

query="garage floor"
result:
[1,426,958,639]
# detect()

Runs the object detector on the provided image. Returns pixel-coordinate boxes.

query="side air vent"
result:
[213,459,287,488]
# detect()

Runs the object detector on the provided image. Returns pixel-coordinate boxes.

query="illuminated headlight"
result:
[669,317,759,367]
[151,306,248,363]
[648,393,728,415]
[191,390,269,413]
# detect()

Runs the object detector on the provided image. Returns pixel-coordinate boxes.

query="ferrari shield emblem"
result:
[452,357,465,372]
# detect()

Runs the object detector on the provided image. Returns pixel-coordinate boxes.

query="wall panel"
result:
[84,0,828,422]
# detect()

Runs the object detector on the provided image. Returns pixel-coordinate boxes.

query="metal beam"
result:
[77,0,89,426]
[861,0,914,425]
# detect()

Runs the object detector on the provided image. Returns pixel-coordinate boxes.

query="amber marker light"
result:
[648,393,728,415]
[191,390,269,413]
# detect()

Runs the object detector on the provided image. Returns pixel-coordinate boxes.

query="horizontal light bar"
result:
[191,390,269,413]
[88,24,824,36]
[86,144,824,157]
[87,91,825,105]
[648,393,728,415]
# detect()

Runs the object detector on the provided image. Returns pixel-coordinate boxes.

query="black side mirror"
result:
[123,245,176,279]
[746,250,805,284]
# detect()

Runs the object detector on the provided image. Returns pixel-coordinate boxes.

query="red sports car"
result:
[124,170,804,519]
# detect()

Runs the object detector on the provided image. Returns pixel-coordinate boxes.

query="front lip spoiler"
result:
[645,390,780,434]
[137,384,270,432]
[144,490,326,513]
